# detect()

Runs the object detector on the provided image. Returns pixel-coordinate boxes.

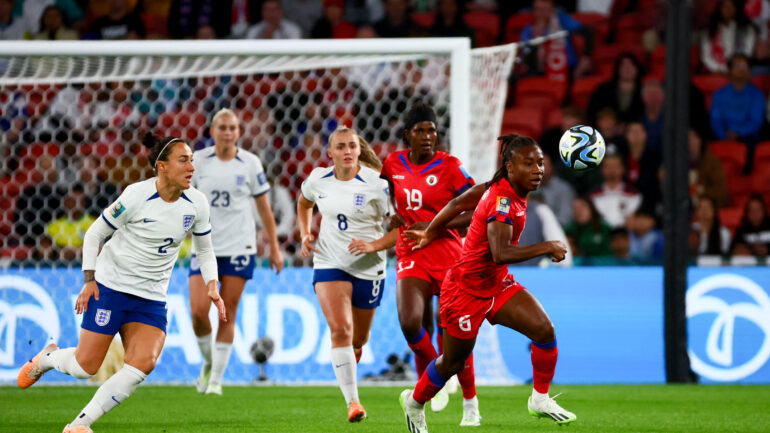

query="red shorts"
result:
[440,272,524,339]
[396,258,450,295]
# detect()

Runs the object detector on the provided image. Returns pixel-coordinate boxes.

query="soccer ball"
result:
[558,125,606,171]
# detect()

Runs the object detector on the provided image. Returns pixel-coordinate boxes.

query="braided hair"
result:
[142,133,185,172]
[486,134,538,189]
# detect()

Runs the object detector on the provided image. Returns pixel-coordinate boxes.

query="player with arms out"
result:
[380,100,479,425]
[297,127,395,422]
[17,133,225,433]
[399,134,575,433]
[188,108,284,395]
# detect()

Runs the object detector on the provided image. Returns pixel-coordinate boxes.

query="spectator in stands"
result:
[640,79,664,155]
[245,0,301,39]
[700,0,756,74]
[627,209,664,263]
[310,0,356,39]
[78,155,119,216]
[625,121,660,211]
[0,0,27,39]
[513,192,573,267]
[429,0,475,45]
[519,0,594,79]
[688,128,728,208]
[690,195,732,256]
[590,153,642,228]
[86,0,145,39]
[195,24,215,38]
[45,183,95,261]
[565,196,613,257]
[710,53,765,172]
[167,0,234,39]
[539,153,576,226]
[0,85,29,146]
[34,5,77,39]
[373,0,417,37]
[596,107,628,159]
[609,228,633,263]
[283,0,324,37]
[17,0,84,34]
[587,52,645,126]
[730,193,770,256]
[13,154,67,247]
[344,0,384,26]
[31,234,60,263]
[540,105,582,163]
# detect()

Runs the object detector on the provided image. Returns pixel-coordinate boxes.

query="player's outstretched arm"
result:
[254,194,284,274]
[488,220,567,264]
[297,194,318,257]
[405,183,486,250]
[348,228,398,256]
[76,215,116,313]
[193,232,226,322]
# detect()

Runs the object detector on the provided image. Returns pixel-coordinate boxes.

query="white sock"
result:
[209,342,232,386]
[532,388,549,402]
[39,348,92,379]
[196,334,213,371]
[463,396,479,411]
[330,346,358,405]
[71,364,146,427]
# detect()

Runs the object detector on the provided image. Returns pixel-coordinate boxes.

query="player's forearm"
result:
[427,184,485,235]
[256,201,280,248]
[296,201,313,238]
[369,228,399,252]
[494,242,553,264]
[445,211,473,229]
[83,270,95,283]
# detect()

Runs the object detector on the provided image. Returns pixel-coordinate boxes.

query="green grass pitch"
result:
[2,384,770,432]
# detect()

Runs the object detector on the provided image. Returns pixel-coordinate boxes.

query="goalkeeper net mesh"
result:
[0,42,519,384]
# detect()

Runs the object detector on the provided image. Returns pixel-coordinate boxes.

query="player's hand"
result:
[207,280,226,322]
[269,247,284,274]
[348,238,375,256]
[75,281,99,314]
[385,214,407,231]
[403,228,433,250]
[548,241,568,262]
[300,234,318,257]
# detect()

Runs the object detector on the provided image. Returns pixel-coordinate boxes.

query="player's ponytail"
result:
[142,132,184,172]
[486,134,538,189]
[358,136,383,171]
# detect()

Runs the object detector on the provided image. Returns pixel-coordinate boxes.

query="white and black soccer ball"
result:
[558,125,606,171]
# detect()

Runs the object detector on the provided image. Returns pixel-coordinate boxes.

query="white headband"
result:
[155,138,182,168]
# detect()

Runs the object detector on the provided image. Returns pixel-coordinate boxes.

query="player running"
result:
[189,108,284,395]
[380,100,480,425]
[17,133,225,433]
[399,134,576,433]
[297,126,395,423]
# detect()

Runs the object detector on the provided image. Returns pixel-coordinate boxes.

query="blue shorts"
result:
[81,283,168,335]
[312,268,385,309]
[189,254,256,280]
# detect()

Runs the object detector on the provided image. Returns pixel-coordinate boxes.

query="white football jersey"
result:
[191,147,270,256]
[301,165,390,280]
[96,178,212,301]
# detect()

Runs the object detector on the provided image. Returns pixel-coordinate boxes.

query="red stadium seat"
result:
[753,141,770,175]
[709,140,747,178]
[515,76,567,106]
[503,13,533,43]
[751,75,770,95]
[693,75,729,108]
[412,12,435,28]
[719,206,743,234]
[516,94,559,117]
[501,107,544,140]
[463,12,500,47]
[571,75,608,109]
[571,12,609,44]
[545,109,563,129]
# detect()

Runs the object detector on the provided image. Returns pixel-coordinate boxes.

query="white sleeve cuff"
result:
[192,232,218,285]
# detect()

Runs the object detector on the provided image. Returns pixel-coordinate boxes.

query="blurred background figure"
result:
[730,193,770,256]
[690,195,732,256]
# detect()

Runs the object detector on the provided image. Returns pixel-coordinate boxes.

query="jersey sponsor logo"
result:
[459,315,472,332]
[392,175,405,180]
[110,201,126,218]
[95,309,111,326]
[257,172,267,186]
[354,193,366,211]
[236,175,245,186]
[426,174,438,186]
[183,215,195,231]
[496,197,510,214]
[516,211,525,217]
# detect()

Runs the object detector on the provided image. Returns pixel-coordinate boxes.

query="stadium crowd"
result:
[2,0,770,266]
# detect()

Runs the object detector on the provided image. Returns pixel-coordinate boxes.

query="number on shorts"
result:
[371,279,381,298]
[403,188,423,210]
[459,315,472,332]
[337,213,348,231]
[158,237,174,254]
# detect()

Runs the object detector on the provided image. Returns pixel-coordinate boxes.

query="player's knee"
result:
[531,320,555,344]
[437,356,466,377]
[79,358,103,376]
[330,323,353,346]
[352,332,369,349]
[399,319,423,341]
[125,353,158,375]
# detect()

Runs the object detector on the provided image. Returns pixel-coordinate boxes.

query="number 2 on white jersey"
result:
[403,188,422,210]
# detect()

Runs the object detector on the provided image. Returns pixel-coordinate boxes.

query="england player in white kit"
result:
[297,127,397,423]
[17,134,226,433]
[188,108,283,395]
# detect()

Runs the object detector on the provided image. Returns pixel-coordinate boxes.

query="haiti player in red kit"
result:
[380,100,480,425]
[399,135,575,433]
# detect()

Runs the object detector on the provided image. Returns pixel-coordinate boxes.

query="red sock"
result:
[457,353,476,399]
[531,341,558,394]
[413,359,446,404]
[407,328,438,377]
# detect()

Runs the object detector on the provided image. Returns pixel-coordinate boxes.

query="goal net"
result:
[0,39,519,384]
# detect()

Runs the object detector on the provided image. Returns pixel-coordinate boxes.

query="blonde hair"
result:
[328,126,383,171]
[211,108,239,127]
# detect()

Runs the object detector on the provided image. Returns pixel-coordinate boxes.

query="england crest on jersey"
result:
[235,175,245,186]
[183,214,195,231]
[354,193,366,212]
[95,309,111,326]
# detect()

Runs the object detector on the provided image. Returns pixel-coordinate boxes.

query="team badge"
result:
[257,172,267,185]
[95,309,111,326]
[496,197,510,213]
[235,175,245,186]
[426,174,438,186]
[110,201,126,218]
[354,193,366,211]
[183,214,195,231]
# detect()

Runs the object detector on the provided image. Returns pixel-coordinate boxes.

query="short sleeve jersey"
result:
[381,150,474,268]
[452,178,527,298]
[301,165,391,280]
[192,147,270,256]
[96,178,212,301]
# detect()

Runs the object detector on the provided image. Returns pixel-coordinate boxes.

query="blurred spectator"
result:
[0,85,29,145]
[167,0,234,39]
[344,0,384,26]
[627,209,664,263]
[45,183,95,260]
[565,196,613,257]
[625,121,660,210]
[373,0,417,37]
[596,107,628,159]
[514,193,573,267]
[690,195,731,255]
[730,193,770,256]
[34,5,76,39]
[13,154,66,247]
[0,0,27,39]
[609,227,632,263]
[195,24,215,38]
[245,0,301,39]
[31,234,60,263]
[356,24,377,37]
[539,153,576,226]
[429,0,475,45]
[466,0,498,13]
[540,105,583,163]
[587,52,645,126]
[86,0,145,40]
[688,128,728,208]
[700,0,756,74]
[78,155,119,216]
[709,53,765,171]
[640,79,664,155]
[589,153,642,228]
[283,0,323,37]
[577,0,612,14]
[747,0,770,69]
[310,0,356,39]
[519,0,594,79]
[15,0,83,35]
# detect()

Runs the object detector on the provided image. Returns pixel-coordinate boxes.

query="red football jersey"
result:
[451,177,527,298]
[381,150,475,266]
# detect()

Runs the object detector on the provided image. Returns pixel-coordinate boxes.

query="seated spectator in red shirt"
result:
[731,193,770,256]
[311,0,356,39]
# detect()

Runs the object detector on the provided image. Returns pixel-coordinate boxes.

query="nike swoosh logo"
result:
[369,298,377,303]
[334,362,350,368]
[112,396,121,405]
[143,218,157,223]
[318,194,328,199]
